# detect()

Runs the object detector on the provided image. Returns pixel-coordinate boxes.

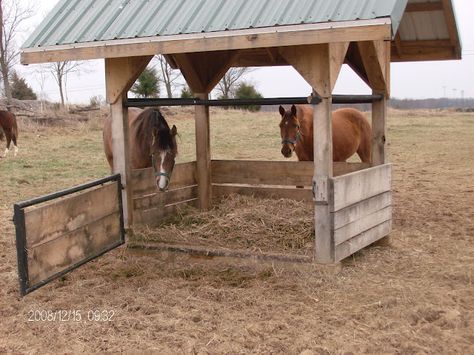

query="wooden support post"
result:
[371,93,387,166]
[195,93,212,210]
[313,96,334,263]
[109,95,133,226]
[105,56,151,226]
[281,43,348,263]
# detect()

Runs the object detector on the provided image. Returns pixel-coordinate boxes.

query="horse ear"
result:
[279,105,285,116]
[171,125,177,136]
[291,105,297,116]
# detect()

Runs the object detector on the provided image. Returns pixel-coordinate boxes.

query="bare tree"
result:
[48,61,84,109]
[33,65,48,112]
[0,0,34,104]
[215,67,253,99]
[157,55,182,98]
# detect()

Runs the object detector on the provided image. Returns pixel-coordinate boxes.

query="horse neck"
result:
[131,112,153,168]
[295,108,313,160]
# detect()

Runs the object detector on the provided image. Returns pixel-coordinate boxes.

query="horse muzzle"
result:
[156,172,171,191]
[281,144,293,158]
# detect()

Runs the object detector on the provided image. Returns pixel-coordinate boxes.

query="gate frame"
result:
[14,174,125,296]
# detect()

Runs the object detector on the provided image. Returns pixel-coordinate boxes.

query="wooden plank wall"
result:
[331,164,392,262]
[211,160,369,201]
[24,181,122,286]
[132,162,198,226]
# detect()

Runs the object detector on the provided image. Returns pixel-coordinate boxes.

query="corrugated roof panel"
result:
[23,0,408,48]
[204,0,246,31]
[59,0,98,44]
[133,0,168,37]
[101,0,145,40]
[25,0,80,47]
[256,0,291,26]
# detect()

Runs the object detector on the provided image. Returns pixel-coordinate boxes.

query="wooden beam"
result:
[441,0,462,58]
[345,42,370,87]
[406,2,443,12]
[174,51,236,93]
[195,93,212,210]
[21,21,392,64]
[390,39,457,62]
[232,48,288,67]
[105,56,153,104]
[357,40,390,94]
[280,42,348,96]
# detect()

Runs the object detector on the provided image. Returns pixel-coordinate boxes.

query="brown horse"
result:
[103,107,178,191]
[0,110,19,158]
[278,105,372,163]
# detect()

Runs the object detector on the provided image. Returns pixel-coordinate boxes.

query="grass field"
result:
[0,107,473,353]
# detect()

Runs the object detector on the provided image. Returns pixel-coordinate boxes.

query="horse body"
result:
[279,105,371,163]
[103,107,178,191]
[0,110,19,158]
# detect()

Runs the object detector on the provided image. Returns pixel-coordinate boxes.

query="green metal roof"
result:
[23,0,408,49]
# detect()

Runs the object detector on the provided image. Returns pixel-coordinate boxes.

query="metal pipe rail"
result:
[125,94,383,108]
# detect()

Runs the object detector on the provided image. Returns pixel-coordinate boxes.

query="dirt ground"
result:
[0,108,473,354]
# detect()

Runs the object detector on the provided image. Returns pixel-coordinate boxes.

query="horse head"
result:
[148,109,178,191]
[278,105,301,158]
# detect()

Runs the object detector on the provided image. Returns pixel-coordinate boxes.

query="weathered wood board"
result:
[331,164,392,211]
[330,164,393,261]
[211,160,369,187]
[132,162,197,196]
[24,183,119,248]
[28,213,121,285]
[18,179,124,294]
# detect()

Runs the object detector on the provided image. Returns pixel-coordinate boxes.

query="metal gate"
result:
[14,175,125,296]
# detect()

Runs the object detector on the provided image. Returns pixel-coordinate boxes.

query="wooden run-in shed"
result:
[21,0,461,265]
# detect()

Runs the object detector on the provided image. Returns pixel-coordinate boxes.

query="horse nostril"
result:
[281,145,292,158]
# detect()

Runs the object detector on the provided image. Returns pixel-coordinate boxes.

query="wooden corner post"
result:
[194,92,212,210]
[105,55,153,227]
[281,43,348,263]
[357,40,391,166]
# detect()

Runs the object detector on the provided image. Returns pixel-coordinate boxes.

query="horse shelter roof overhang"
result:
[21,0,461,68]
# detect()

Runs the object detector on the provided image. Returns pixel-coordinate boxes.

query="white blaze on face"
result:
[158,151,169,190]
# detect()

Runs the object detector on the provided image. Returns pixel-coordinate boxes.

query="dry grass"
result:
[133,194,315,255]
[0,107,473,353]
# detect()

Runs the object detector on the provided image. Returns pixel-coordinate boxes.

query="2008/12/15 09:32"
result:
[27,309,115,322]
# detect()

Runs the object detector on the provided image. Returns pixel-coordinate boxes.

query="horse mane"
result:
[135,108,174,154]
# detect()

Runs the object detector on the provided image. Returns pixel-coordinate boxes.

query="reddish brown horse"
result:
[0,110,19,158]
[278,105,372,163]
[103,107,178,191]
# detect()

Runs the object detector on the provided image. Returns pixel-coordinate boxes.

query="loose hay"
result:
[132,194,315,256]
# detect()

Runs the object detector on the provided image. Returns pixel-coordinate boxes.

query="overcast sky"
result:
[16,0,474,104]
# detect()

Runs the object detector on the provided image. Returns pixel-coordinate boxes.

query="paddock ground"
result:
[0,108,473,353]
